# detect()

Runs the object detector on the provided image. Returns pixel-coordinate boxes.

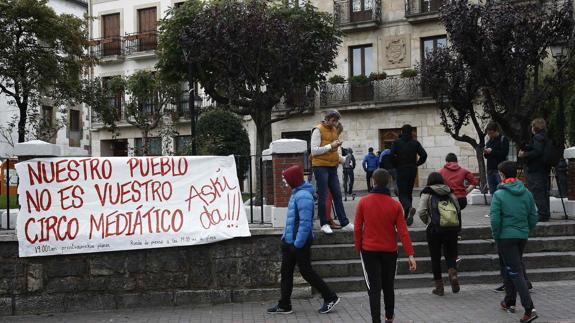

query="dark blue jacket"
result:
[282,182,314,248]
[362,153,379,172]
[484,135,509,171]
[523,131,548,173]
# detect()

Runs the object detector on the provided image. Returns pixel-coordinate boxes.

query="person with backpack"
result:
[438,153,478,210]
[343,148,356,196]
[518,118,552,222]
[363,147,379,192]
[267,165,341,315]
[379,148,397,195]
[354,169,416,323]
[490,161,538,323]
[415,172,461,296]
[391,124,428,226]
[484,122,509,194]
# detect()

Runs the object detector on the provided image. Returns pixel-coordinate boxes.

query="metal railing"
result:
[234,155,271,225]
[274,87,315,113]
[405,0,445,17]
[319,76,426,107]
[124,31,158,55]
[334,0,382,26]
[89,36,124,58]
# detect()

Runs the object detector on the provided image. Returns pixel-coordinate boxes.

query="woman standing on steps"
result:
[415,172,462,296]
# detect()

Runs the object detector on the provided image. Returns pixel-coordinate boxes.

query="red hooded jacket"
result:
[438,162,478,198]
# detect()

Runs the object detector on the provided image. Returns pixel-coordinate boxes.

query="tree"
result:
[0,0,90,143]
[420,47,489,190]
[157,0,341,155]
[195,109,251,186]
[438,0,574,146]
[0,108,65,154]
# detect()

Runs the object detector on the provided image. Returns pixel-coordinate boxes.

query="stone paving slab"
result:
[4,281,575,323]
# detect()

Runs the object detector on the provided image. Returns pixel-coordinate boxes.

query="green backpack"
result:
[428,193,460,232]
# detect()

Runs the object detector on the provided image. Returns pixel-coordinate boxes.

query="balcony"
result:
[125,31,158,59]
[319,76,431,110]
[274,87,315,115]
[405,0,445,23]
[334,0,382,32]
[88,37,124,63]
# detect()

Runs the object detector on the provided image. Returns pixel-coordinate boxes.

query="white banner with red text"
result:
[15,155,251,257]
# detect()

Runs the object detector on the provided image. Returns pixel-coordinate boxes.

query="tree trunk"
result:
[142,129,149,156]
[475,145,488,194]
[252,107,273,206]
[17,105,27,143]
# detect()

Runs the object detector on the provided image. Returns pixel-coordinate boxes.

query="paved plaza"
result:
[4,281,575,323]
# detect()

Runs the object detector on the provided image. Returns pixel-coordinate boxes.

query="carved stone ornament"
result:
[385,38,407,66]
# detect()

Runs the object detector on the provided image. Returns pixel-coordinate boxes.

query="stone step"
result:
[322,267,575,293]
[313,222,575,245]
[310,236,575,261]
[312,252,575,277]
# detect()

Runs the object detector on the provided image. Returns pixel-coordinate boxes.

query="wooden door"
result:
[102,13,120,56]
[138,7,157,51]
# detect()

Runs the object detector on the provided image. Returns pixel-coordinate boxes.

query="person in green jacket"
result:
[490,161,538,323]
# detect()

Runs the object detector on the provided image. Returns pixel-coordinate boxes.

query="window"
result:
[134,137,162,156]
[351,0,374,22]
[101,13,121,56]
[175,136,192,156]
[69,110,80,132]
[174,2,185,8]
[102,77,123,120]
[350,45,374,77]
[138,7,157,51]
[41,106,54,128]
[421,35,447,61]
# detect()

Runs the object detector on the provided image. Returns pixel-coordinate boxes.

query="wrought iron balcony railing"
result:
[405,0,445,17]
[124,31,158,55]
[319,76,427,108]
[88,36,124,58]
[274,87,315,114]
[334,0,382,29]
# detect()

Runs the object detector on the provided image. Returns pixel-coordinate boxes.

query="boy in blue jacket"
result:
[267,165,340,315]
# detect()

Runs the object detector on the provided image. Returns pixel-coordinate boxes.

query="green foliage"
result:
[328,75,346,84]
[349,75,370,85]
[400,69,418,78]
[157,0,341,153]
[196,109,251,183]
[369,72,387,80]
[568,96,575,146]
[0,0,91,143]
[0,195,19,209]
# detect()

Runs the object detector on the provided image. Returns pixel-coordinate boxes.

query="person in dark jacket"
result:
[490,161,538,323]
[343,148,356,196]
[268,165,340,315]
[484,122,509,194]
[363,147,379,192]
[518,118,551,222]
[379,148,397,195]
[390,124,427,226]
[354,169,416,323]
[415,172,462,297]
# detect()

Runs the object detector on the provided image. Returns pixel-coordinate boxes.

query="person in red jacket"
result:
[354,169,416,323]
[438,153,478,210]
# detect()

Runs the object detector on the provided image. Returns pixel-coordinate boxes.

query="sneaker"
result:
[520,309,538,323]
[406,207,416,226]
[500,301,516,313]
[456,257,462,266]
[321,224,333,234]
[385,315,394,323]
[494,284,505,293]
[319,297,340,314]
[267,304,293,314]
[340,223,354,232]
[527,281,533,290]
[328,220,342,230]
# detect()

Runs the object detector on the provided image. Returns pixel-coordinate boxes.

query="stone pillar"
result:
[262,148,274,206]
[268,139,307,227]
[565,147,575,200]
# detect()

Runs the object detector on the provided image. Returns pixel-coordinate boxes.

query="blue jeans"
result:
[314,166,350,227]
[487,169,501,195]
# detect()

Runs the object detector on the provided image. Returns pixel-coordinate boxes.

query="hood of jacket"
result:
[282,165,304,188]
[293,182,315,195]
[499,180,528,196]
[443,162,461,171]
[381,148,392,156]
[429,184,452,196]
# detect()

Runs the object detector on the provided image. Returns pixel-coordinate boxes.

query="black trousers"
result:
[458,198,467,210]
[343,168,354,194]
[279,243,336,308]
[526,171,550,221]
[396,167,417,217]
[426,229,458,280]
[497,239,534,313]
[366,170,374,191]
[361,251,398,323]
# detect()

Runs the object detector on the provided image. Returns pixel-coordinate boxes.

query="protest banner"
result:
[15,155,251,257]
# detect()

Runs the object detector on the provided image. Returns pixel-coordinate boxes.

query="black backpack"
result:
[543,137,562,168]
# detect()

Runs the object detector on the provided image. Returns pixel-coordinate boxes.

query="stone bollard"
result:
[566,147,575,201]
[268,139,307,227]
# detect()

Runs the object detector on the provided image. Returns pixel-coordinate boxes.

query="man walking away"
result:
[391,124,427,226]
[484,122,509,195]
[267,165,341,315]
[490,161,538,323]
[343,148,356,196]
[438,153,478,210]
[379,148,397,195]
[518,118,551,222]
[363,147,379,192]
[354,169,416,323]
